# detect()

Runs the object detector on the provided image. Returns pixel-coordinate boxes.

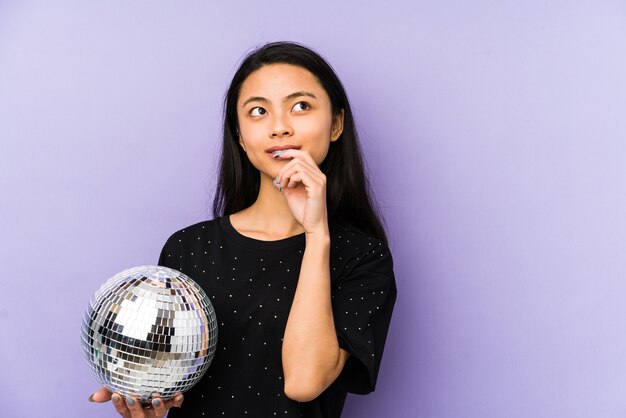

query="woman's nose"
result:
[271,129,292,137]
[270,115,293,137]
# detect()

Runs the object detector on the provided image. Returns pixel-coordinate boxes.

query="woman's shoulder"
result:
[162,217,224,245]
[329,226,396,292]
[329,225,392,270]
[330,225,387,252]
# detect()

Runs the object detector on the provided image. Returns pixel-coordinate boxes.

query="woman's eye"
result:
[292,102,311,112]
[250,107,266,117]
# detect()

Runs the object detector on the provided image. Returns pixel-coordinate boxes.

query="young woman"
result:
[90,41,396,418]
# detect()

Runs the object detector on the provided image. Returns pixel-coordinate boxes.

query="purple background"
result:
[1,1,625,417]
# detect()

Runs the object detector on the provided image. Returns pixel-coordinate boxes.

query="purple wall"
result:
[1,1,625,417]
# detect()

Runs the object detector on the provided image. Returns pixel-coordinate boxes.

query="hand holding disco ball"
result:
[81,265,218,407]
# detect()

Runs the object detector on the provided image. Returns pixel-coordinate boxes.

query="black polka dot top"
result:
[161,216,396,418]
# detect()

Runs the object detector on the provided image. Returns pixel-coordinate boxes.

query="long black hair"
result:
[212,41,388,245]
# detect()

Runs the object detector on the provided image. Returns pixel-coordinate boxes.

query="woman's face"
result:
[236,63,343,179]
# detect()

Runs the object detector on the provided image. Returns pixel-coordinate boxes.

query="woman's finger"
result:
[284,170,324,194]
[275,148,319,169]
[124,395,147,418]
[110,393,132,417]
[88,386,112,403]
[276,154,320,178]
[274,149,324,187]
[276,152,318,173]
[162,393,185,410]
[149,393,178,418]
[276,161,323,191]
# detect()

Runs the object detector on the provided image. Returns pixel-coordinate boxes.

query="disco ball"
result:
[80,265,218,403]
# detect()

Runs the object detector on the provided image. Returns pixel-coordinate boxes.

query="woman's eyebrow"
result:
[284,91,317,101]
[241,91,317,108]
[242,96,269,107]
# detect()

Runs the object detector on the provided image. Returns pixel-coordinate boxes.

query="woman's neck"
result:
[230,175,305,240]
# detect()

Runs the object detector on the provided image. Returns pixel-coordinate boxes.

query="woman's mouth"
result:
[266,145,301,159]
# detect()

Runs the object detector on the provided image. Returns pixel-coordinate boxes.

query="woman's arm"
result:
[281,230,350,402]
[273,148,350,401]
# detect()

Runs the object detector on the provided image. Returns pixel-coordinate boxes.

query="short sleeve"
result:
[157,234,181,270]
[331,241,397,394]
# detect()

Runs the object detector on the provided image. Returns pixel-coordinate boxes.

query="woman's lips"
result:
[265,145,301,153]
[266,145,301,159]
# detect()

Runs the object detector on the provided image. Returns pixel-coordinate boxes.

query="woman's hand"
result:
[89,387,184,418]
[273,149,329,235]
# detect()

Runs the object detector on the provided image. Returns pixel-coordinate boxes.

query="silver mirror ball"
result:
[81,265,218,403]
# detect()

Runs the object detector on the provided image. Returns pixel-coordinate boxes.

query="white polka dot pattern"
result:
[161,217,396,418]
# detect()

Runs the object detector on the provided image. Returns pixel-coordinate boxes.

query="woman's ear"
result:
[330,109,345,142]
[237,129,246,152]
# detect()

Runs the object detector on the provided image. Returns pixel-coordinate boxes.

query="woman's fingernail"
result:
[278,184,282,192]
[111,395,120,403]
[273,176,279,187]
[152,399,162,407]
[273,150,286,158]
[87,394,95,402]
[125,395,135,406]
